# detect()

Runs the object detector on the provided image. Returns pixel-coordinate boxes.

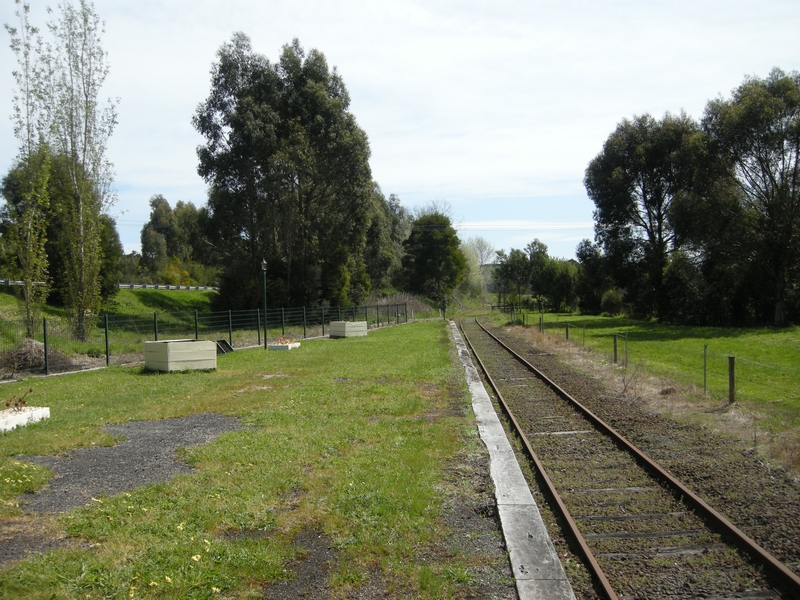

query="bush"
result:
[600,288,623,316]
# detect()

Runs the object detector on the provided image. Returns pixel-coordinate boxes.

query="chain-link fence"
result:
[0,302,410,378]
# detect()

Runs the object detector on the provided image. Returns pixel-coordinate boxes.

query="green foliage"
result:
[701,68,800,326]
[0,147,51,336]
[582,68,800,327]
[193,34,374,309]
[575,239,609,315]
[109,289,215,316]
[401,212,466,306]
[600,288,623,315]
[493,248,531,306]
[137,196,219,287]
[364,187,412,291]
[492,239,577,311]
[585,112,700,320]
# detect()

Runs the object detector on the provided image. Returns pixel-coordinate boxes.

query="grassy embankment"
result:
[0,319,504,598]
[0,288,215,322]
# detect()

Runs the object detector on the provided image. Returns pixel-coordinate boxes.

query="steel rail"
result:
[458,319,619,600]
[472,318,800,596]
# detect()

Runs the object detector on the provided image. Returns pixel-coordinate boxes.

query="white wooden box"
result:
[329,321,368,338]
[144,339,217,372]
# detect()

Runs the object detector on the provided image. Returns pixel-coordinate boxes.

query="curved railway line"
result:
[458,318,800,600]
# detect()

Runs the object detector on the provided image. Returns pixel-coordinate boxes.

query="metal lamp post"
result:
[261,259,267,349]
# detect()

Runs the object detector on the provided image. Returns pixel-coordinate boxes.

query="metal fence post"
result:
[257,309,261,346]
[195,310,199,340]
[228,310,233,345]
[613,334,618,364]
[338,306,341,321]
[43,317,49,375]
[728,356,735,404]
[154,312,158,341]
[565,323,569,341]
[104,315,110,366]
[322,307,326,336]
[281,308,285,336]
[303,307,307,339]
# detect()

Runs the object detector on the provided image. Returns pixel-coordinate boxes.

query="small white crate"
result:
[329,321,368,338]
[144,339,217,372]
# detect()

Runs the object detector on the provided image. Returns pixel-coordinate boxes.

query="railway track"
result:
[458,318,800,600]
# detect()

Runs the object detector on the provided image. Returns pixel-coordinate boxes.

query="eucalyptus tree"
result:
[194,34,373,308]
[584,112,699,319]
[702,68,800,326]
[401,212,466,309]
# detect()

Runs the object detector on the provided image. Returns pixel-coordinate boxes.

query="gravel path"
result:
[0,414,242,566]
[20,413,243,513]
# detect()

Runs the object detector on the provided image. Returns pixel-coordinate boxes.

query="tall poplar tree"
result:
[3,1,51,336]
[41,0,118,338]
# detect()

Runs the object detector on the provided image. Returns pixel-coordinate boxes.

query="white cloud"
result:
[2,0,799,262]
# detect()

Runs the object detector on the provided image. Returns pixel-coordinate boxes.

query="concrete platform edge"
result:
[450,321,575,600]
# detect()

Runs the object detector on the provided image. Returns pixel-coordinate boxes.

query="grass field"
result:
[502,311,800,430]
[0,321,501,599]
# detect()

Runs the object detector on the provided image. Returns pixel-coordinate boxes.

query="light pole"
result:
[261,258,267,349]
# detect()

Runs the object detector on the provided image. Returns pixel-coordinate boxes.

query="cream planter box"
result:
[144,339,217,372]
[269,342,301,351]
[1,406,50,433]
[330,320,368,338]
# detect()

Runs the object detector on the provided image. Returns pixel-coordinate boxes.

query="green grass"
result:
[107,289,216,316]
[509,311,800,428]
[0,289,215,323]
[0,321,487,598]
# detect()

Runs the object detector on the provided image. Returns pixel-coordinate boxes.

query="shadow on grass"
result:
[125,290,213,314]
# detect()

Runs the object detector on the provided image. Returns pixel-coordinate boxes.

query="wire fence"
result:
[0,302,412,378]
[502,307,799,407]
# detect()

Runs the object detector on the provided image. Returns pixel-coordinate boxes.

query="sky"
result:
[1,0,799,261]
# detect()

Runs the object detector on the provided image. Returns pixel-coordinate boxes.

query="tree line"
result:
[2,6,483,327]
[493,68,800,328]
[582,68,800,327]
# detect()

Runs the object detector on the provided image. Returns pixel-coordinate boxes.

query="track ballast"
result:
[459,318,800,600]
